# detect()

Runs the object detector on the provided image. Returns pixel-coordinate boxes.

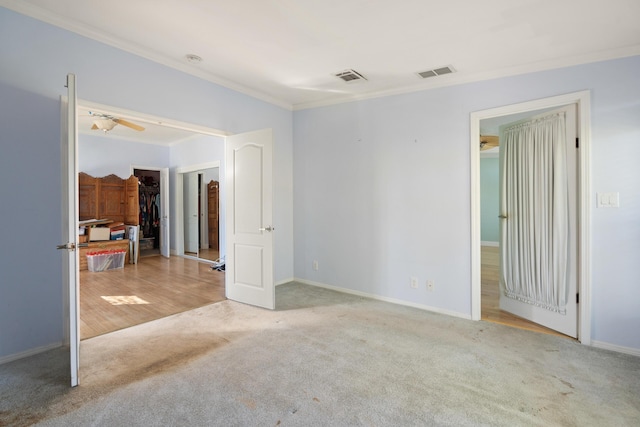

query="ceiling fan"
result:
[479,135,499,151]
[89,112,145,133]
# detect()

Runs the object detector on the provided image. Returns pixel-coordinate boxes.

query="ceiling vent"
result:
[335,69,367,83]
[417,65,456,79]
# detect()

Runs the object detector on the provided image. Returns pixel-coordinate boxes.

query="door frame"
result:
[131,166,171,258]
[175,161,221,261]
[470,90,592,344]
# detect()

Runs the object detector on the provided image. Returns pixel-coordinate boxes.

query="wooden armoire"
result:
[207,180,219,250]
[79,172,139,224]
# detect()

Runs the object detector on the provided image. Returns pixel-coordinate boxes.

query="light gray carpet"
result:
[1,282,639,426]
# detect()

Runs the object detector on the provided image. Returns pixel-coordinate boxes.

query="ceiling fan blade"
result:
[113,118,145,131]
[479,135,499,151]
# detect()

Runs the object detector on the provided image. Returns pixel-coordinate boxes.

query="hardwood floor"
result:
[197,248,220,262]
[80,256,226,340]
[481,245,569,338]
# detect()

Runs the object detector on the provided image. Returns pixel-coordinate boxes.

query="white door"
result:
[225,129,274,309]
[184,172,199,254]
[160,167,170,257]
[499,105,578,337]
[200,174,209,249]
[60,74,80,386]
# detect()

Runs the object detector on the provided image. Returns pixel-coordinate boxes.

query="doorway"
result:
[470,91,592,344]
[176,162,223,264]
[75,101,229,341]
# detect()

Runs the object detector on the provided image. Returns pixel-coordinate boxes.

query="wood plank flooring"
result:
[481,245,569,338]
[80,256,226,340]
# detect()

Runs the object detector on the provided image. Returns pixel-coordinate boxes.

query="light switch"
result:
[597,192,620,208]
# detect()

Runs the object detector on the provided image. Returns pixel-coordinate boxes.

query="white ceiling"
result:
[3,0,639,112]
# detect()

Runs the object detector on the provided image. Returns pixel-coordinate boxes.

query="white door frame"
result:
[175,161,221,261]
[470,90,592,344]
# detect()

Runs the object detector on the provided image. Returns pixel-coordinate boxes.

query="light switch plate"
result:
[597,192,619,208]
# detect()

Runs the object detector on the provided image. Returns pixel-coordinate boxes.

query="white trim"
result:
[295,278,471,320]
[470,90,592,345]
[591,341,640,358]
[176,162,221,175]
[481,241,499,247]
[175,162,222,259]
[0,342,62,366]
[276,278,295,286]
[79,99,232,138]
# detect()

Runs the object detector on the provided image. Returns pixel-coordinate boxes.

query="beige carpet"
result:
[1,282,639,426]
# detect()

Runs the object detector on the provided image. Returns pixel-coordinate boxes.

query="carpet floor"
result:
[1,282,639,426]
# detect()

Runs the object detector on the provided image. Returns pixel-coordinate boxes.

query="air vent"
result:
[335,69,367,83]
[417,65,456,79]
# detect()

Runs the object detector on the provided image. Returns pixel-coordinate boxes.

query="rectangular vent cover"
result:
[417,65,455,79]
[335,69,367,82]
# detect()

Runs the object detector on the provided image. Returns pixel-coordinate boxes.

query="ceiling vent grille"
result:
[417,65,456,79]
[335,69,367,82]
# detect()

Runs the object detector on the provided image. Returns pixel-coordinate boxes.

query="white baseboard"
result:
[293,277,471,321]
[591,340,640,357]
[0,342,63,366]
[275,277,294,286]
[481,241,499,247]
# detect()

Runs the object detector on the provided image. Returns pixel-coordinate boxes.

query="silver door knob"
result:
[259,226,274,232]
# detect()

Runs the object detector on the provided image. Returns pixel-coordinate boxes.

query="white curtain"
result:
[499,112,569,314]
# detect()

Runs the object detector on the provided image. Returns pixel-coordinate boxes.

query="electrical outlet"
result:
[410,277,419,289]
[312,260,319,271]
[427,280,434,291]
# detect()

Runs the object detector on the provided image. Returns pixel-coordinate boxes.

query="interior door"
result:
[60,74,80,386]
[184,172,199,254]
[160,168,170,258]
[499,105,578,337]
[225,129,274,309]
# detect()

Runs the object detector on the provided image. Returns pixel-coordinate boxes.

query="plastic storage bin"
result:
[86,250,126,272]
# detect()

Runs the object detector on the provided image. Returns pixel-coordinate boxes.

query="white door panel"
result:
[160,168,170,258]
[225,129,274,309]
[184,172,199,254]
[61,74,79,386]
[499,105,578,338]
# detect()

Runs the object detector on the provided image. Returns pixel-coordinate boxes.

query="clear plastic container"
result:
[86,250,126,272]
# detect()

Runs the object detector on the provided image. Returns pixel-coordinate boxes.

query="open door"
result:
[59,74,79,386]
[160,167,170,257]
[499,105,578,338]
[184,172,199,254]
[225,129,274,309]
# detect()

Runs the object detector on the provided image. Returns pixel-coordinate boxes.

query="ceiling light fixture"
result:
[92,118,117,133]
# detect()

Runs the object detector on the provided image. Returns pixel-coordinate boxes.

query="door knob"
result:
[259,226,274,232]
